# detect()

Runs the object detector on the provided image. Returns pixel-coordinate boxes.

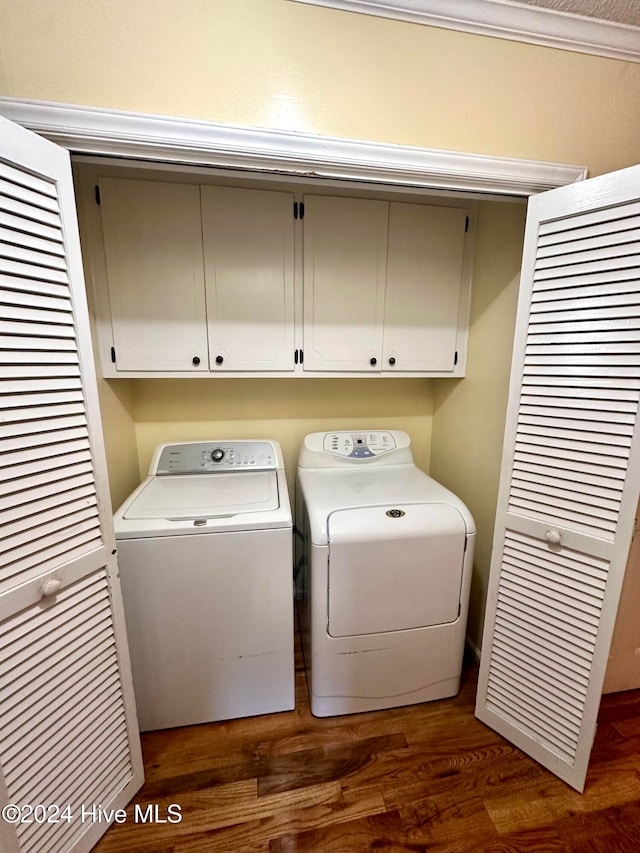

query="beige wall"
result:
[3,0,640,650]
[130,379,434,499]
[430,200,527,646]
[1,0,639,175]
[97,379,139,510]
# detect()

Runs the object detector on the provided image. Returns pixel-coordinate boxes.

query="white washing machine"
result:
[114,440,294,731]
[295,430,475,717]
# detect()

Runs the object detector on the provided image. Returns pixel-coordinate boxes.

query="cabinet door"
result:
[99,178,208,371]
[0,116,143,853]
[383,203,467,372]
[303,195,387,372]
[202,186,294,371]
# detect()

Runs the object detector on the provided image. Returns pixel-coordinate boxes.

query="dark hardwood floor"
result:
[94,639,640,852]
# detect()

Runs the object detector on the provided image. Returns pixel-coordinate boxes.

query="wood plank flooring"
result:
[94,642,640,852]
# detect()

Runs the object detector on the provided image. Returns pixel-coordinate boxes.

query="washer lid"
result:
[123,471,279,520]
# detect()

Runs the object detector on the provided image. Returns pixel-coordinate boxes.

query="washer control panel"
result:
[155,441,277,474]
[323,431,397,459]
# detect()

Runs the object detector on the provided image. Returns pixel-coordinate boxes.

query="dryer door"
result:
[327,503,466,637]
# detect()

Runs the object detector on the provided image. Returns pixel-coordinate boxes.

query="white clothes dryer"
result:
[114,440,294,731]
[295,430,475,717]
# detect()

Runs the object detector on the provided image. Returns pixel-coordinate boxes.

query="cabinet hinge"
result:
[95,185,101,206]
[465,215,469,233]
[111,346,116,364]
[454,351,458,365]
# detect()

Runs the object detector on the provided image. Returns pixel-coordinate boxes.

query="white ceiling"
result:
[518,0,640,28]
[289,0,640,62]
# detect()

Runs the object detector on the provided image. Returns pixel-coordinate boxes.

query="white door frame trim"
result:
[0,97,586,196]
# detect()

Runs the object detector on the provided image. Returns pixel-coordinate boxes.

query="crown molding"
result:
[0,97,586,196]
[288,0,640,63]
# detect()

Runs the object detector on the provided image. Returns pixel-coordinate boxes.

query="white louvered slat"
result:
[0,274,71,300]
[0,176,59,215]
[0,391,85,410]
[1,530,104,590]
[0,489,97,537]
[1,449,93,490]
[0,226,65,257]
[0,424,88,455]
[0,376,83,393]
[0,211,62,244]
[0,436,91,476]
[535,239,640,268]
[0,162,58,200]
[0,364,81,379]
[512,462,623,498]
[0,466,94,504]
[0,334,76,352]
[0,507,100,561]
[477,166,640,792]
[536,226,640,259]
[0,571,135,853]
[0,256,70,284]
[0,114,142,853]
[531,265,638,294]
[0,158,102,599]
[0,242,68,271]
[0,193,68,230]
[539,199,640,236]
[0,349,80,365]
[0,288,72,311]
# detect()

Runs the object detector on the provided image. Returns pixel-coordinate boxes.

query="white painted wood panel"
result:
[99,177,209,371]
[383,202,467,371]
[201,185,295,371]
[302,195,387,372]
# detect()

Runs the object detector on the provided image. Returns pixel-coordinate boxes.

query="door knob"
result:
[216,355,224,365]
[370,357,377,366]
[545,529,562,545]
[42,578,62,597]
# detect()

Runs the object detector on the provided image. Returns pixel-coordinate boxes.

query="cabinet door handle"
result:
[370,357,377,366]
[192,356,201,366]
[388,357,396,365]
[216,355,224,365]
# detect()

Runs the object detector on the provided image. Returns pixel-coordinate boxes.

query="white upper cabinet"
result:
[302,195,471,375]
[383,202,468,372]
[99,178,209,371]
[302,195,388,372]
[201,186,295,372]
[87,173,473,377]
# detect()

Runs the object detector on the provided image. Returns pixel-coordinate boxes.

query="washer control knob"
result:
[211,448,225,462]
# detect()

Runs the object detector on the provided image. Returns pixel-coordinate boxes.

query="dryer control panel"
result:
[323,431,397,458]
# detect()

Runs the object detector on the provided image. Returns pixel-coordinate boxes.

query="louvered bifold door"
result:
[476,164,640,792]
[0,116,143,853]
